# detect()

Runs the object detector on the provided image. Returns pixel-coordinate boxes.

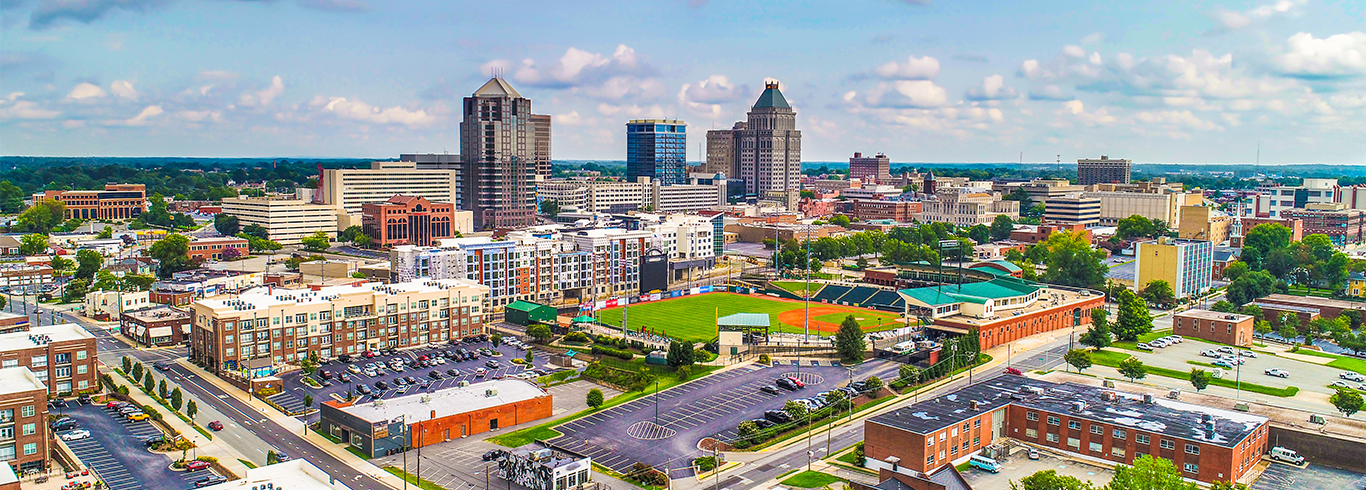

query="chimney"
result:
[969,400,979,411]
[886,456,900,472]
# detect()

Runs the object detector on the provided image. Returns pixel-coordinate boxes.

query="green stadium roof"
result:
[572,315,596,323]
[898,277,1043,307]
[978,260,1022,272]
[717,313,771,327]
[506,300,549,313]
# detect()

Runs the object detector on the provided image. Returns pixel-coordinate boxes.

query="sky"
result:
[1,0,1364,165]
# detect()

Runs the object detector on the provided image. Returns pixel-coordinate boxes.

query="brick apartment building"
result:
[362,195,459,248]
[187,237,249,262]
[42,184,147,221]
[1254,294,1366,322]
[849,199,921,222]
[864,378,1269,486]
[120,305,191,347]
[1173,309,1255,347]
[0,324,98,395]
[0,367,51,475]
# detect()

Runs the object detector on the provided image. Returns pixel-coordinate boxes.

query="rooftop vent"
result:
[969,400,979,411]
[1071,401,1086,412]
[1143,393,1154,404]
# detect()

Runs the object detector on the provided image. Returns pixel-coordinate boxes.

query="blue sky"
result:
[1,0,1363,164]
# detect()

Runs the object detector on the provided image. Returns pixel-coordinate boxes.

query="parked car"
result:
[1003,367,1023,375]
[1218,346,1235,354]
[475,368,487,378]
[1168,335,1184,343]
[1200,349,1221,358]
[1027,448,1040,460]
[185,460,212,472]
[1330,381,1354,389]
[338,373,352,383]
[347,365,361,374]
[775,378,799,391]
[208,421,224,431]
[751,418,775,429]
[375,380,390,390]
[106,401,129,409]
[1340,371,1366,382]
[356,384,373,395]
[50,399,68,408]
[318,370,333,380]
[404,376,418,384]
[787,376,806,388]
[363,368,378,377]
[446,368,460,377]
[486,360,501,369]
[764,410,793,423]
[59,429,91,441]
[127,413,150,421]
[1212,360,1234,369]
[143,435,166,446]
[1136,343,1153,351]
[760,385,781,395]
[1239,350,1256,358]
[429,371,443,379]
[1264,368,1290,378]
[119,406,142,415]
[1269,447,1305,464]
[193,475,228,487]
[51,418,77,431]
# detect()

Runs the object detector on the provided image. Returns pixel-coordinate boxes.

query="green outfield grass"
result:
[593,292,902,342]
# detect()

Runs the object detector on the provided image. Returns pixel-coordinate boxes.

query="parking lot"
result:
[277,337,560,414]
[958,445,1115,489]
[554,359,900,475]
[1111,336,1361,399]
[1253,461,1366,490]
[58,403,219,490]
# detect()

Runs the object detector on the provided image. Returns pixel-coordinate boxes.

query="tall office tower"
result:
[530,114,552,179]
[848,152,890,184]
[460,77,545,230]
[626,119,688,185]
[1077,155,1132,186]
[737,81,802,195]
[704,121,744,178]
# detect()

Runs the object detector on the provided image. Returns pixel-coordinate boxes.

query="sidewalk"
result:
[176,359,413,490]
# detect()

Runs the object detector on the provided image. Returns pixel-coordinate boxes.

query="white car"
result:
[1330,381,1353,389]
[1264,368,1290,378]
[1201,349,1221,358]
[60,429,91,441]
[363,369,377,377]
[347,365,361,374]
[1218,346,1235,354]
[1239,350,1256,358]
[1340,372,1366,382]
[1169,335,1184,343]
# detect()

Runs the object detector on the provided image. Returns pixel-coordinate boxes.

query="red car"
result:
[185,460,211,472]
[207,421,224,431]
[363,351,377,358]
[1003,367,1023,376]
[106,400,123,409]
[787,376,805,388]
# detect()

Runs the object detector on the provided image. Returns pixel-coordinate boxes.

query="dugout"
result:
[506,300,557,326]
[717,313,770,358]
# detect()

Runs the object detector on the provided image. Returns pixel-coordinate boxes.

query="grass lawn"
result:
[384,467,446,490]
[593,292,901,342]
[835,448,861,466]
[1291,349,1366,375]
[773,281,822,296]
[1090,348,1299,397]
[779,471,844,488]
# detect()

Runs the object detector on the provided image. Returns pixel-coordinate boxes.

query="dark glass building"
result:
[626,119,687,186]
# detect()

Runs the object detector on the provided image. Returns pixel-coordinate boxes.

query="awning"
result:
[926,324,972,335]
[150,326,173,338]
[572,315,596,324]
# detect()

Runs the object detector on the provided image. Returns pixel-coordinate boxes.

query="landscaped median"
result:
[383,466,446,490]
[779,470,844,488]
[1090,349,1299,397]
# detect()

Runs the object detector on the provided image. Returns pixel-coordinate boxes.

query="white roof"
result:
[213,459,351,490]
[195,278,487,311]
[0,461,15,484]
[0,323,93,353]
[339,379,547,424]
[0,367,47,396]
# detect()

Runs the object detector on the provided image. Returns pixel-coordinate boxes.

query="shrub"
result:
[564,332,590,343]
[694,456,717,472]
[591,345,634,361]
[676,365,691,381]
[758,354,771,365]
[141,404,162,420]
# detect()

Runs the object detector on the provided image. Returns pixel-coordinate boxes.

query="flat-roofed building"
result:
[1281,203,1366,246]
[1044,195,1102,225]
[187,236,249,262]
[0,313,28,335]
[1136,237,1213,299]
[221,197,340,245]
[1173,309,1254,346]
[863,377,1270,485]
[0,324,97,395]
[120,305,191,347]
[0,264,52,290]
[849,152,890,184]
[1179,205,1231,243]
[897,277,1104,350]
[0,367,51,475]
[390,233,590,309]
[83,290,151,320]
[189,279,488,374]
[42,184,146,221]
[918,188,1019,227]
[319,379,551,457]
[1077,155,1131,186]
[497,443,593,490]
[850,200,921,222]
[209,459,353,490]
[361,195,461,248]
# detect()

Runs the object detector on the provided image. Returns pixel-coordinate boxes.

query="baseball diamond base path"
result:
[778,306,889,333]
[593,292,903,342]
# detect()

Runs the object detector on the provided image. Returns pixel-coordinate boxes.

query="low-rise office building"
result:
[498,443,593,490]
[849,199,921,222]
[0,367,51,475]
[1044,195,1102,225]
[898,277,1103,350]
[42,184,146,221]
[189,279,489,374]
[1179,205,1231,243]
[1280,203,1366,246]
[120,305,191,347]
[1173,309,1254,347]
[83,290,151,321]
[361,195,465,248]
[220,197,340,245]
[864,377,1269,485]
[187,236,250,262]
[319,379,551,457]
[917,188,1018,227]
[0,265,52,290]
[0,324,97,395]
[0,313,29,335]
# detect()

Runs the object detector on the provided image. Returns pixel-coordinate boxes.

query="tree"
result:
[62,278,89,303]
[1113,289,1154,342]
[158,379,169,399]
[676,365,691,380]
[1011,469,1096,490]
[1227,270,1277,305]
[1210,300,1236,313]
[1210,482,1249,490]
[864,375,883,392]
[1344,309,1364,330]
[16,199,65,234]
[783,400,809,421]
[301,231,330,252]
[1141,280,1175,309]
[242,223,270,240]
[267,450,280,465]
[1255,320,1273,335]
[186,400,198,419]
[491,334,502,347]
[898,364,921,385]
[1330,388,1363,417]
[527,324,552,343]
[1189,369,1212,393]
[968,224,991,245]
[221,246,243,260]
[834,315,867,363]
[352,233,372,248]
[95,226,113,239]
[132,362,144,380]
[149,234,195,277]
[539,199,562,217]
[1065,349,1092,373]
[122,356,132,374]
[1105,455,1197,490]
[830,215,851,228]
[213,214,240,236]
[1118,357,1147,382]
[587,388,605,409]
[1079,322,1112,350]
[49,254,73,271]
[1242,223,1293,270]
[1116,215,1156,240]
[303,394,314,411]
[74,249,103,281]
[736,420,759,442]
[19,234,48,256]
[337,225,362,243]
[666,341,687,368]
[170,387,183,411]
[0,181,24,214]
[1222,261,1250,281]
[1040,231,1108,288]
[524,349,533,363]
[990,214,1015,241]
[143,372,155,394]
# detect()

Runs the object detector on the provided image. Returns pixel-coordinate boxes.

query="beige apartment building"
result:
[321,158,474,232]
[221,197,341,245]
[917,188,1020,226]
[189,279,489,374]
[1178,205,1231,243]
[1080,190,1199,227]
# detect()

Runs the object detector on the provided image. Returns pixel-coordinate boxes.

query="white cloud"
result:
[315,96,437,126]
[1054,100,1118,127]
[580,77,665,101]
[554,111,585,125]
[965,74,1017,101]
[239,76,285,106]
[67,82,107,100]
[1081,32,1105,44]
[103,105,163,126]
[197,70,239,81]
[110,80,138,100]
[595,102,665,118]
[512,44,650,89]
[864,80,950,108]
[1214,0,1307,30]
[678,75,748,118]
[1274,32,1366,78]
[0,93,60,120]
[874,55,940,80]
[177,110,222,123]
[1135,110,1223,131]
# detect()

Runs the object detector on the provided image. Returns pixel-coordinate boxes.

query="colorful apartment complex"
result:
[42,184,146,220]
[361,195,459,248]
[864,377,1269,486]
[897,277,1104,350]
[189,279,489,374]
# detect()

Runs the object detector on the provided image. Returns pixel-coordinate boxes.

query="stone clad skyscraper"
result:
[460,77,548,230]
[705,80,802,197]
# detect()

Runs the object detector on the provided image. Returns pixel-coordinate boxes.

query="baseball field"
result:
[591,292,904,343]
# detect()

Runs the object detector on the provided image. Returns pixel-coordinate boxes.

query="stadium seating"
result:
[838,286,878,306]
[814,285,853,303]
[866,290,904,310]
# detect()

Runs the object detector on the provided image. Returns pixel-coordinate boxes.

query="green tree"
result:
[1222,261,1250,281]
[898,364,921,385]
[783,399,809,421]
[587,388,605,409]
[830,215,851,228]
[143,372,155,394]
[1189,369,1212,393]
[864,375,883,392]
[122,356,132,374]
[303,394,314,411]
[213,214,240,236]
[49,254,73,271]
[1116,215,1156,239]
[676,365,691,380]
[491,333,502,347]
[337,225,363,243]
[524,349,533,363]
[1330,388,1363,417]
[352,233,372,248]
[16,199,65,234]
[267,450,280,465]
[1040,231,1107,288]
[1079,322,1112,350]
[666,341,688,368]
[1118,357,1147,382]
[1342,309,1363,329]
[62,278,89,303]
[1011,469,1096,490]
[1255,320,1273,335]
[0,181,25,214]
[74,249,103,281]
[1227,270,1278,305]
[990,214,1015,241]
[1113,289,1154,342]
[736,420,759,442]
[96,227,113,239]
[968,224,991,244]
[1105,455,1197,490]
[834,315,867,363]
[170,387,183,411]
[149,234,195,277]
[19,234,49,256]
[526,324,553,343]
[1242,223,1293,270]
[132,362,144,380]
[1210,482,1249,490]
[300,231,330,252]
[1210,300,1236,313]
[186,400,198,419]
[1065,349,1092,373]
[1141,280,1175,309]
[242,223,270,240]
[539,199,562,217]
[158,378,169,399]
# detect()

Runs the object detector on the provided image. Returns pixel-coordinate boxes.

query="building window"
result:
[21,406,33,418]
[1112,447,1126,458]
[1089,442,1102,452]
[1136,434,1150,445]
[1046,433,1059,443]
[22,424,34,435]
[926,455,935,465]
[1090,424,1102,435]
[1067,437,1081,449]
[1186,444,1200,455]
[1183,463,1199,474]
[1114,429,1126,440]
[1161,439,1175,450]
[1069,421,1081,430]
[23,443,36,455]
[926,438,934,447]
[1047,416,1060,426]
[1026,428,1038,439]
[1027,411,1038,421]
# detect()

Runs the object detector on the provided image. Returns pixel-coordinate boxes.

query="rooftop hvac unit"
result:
[485,389,498,397]
[1201,413,1213,423]
[969,400,979,411]
[1071,401,1085,412]
[1143,393,1154,404]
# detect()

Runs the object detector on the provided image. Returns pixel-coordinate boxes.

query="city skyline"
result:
[0,0,1363,164]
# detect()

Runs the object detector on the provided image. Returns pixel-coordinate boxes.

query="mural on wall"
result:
[499,455,555,490]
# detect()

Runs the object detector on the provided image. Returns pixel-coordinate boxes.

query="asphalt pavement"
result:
[60,403,214,490]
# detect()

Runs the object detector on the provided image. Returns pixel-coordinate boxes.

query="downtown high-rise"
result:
[705,81,802,197]
[626,119,687,185]
[459,77,550,230]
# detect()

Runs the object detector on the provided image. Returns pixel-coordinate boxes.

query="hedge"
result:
[591,345,635,361]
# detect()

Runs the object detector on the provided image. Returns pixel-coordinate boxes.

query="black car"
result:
[50,398,68,408]
[193,475,228,487]
[393,377,408,386]
[356,384,372,395]
[374,380,389,390]
[775,378,800,391]
[751,418,775,429]
[429,371,442,379]
[404,376,418,384]
[849,381,868,392]
[50,418,77,431]
[446,368,460,377]
[338,354,352,363]
[760,385,780,395]
[764,410,792,423]
[77,395,92,405]
[482,449,505,461]
[153,362,172,371]
[143,435,165,447]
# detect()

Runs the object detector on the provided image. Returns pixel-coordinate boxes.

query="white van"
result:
[1269,447,1304,464]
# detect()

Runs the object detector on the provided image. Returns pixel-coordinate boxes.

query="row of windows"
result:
[1029,411,1199,454]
